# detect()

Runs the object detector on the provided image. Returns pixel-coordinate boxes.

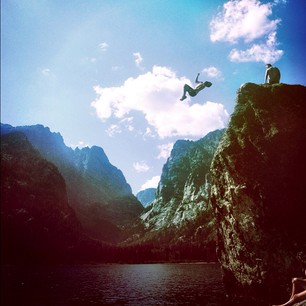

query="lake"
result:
[1,263,232,305]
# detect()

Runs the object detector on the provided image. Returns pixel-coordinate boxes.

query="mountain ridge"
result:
[1,132,86,262]
[126,129,225,261]
[1,123,143,243]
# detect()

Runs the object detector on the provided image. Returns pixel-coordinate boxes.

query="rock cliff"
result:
[136,129,224,253]
[1,124,143,243]
[136,188,156,207]
[0,132,93,262]
[210,83,306,304]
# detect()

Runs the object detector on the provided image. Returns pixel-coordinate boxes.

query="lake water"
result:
[1,263,231,306]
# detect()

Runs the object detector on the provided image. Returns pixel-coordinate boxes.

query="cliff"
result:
[136,188,157,207]
[210,83,306,304]
[0,124,143,243]
[1,132,88,262]
[134,129,224,257]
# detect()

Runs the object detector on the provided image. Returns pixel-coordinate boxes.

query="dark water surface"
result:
[1,263,231,306]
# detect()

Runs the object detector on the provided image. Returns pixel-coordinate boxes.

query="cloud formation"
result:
[106,124,121,137]
[41,68,51,76]
[91,66,229,139]
[140,175,160,191]
[157,142,174,159]
[210,0,283,63]
[229,32,283,63]
[133,52,144,69]
[99,42,109,51]
[210,0,279,43]
[133,161,150,173]
[202,66,223,80]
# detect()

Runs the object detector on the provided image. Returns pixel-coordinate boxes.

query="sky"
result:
[1,0,306,194]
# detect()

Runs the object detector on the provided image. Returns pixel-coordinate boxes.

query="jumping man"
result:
[180,73,212,101]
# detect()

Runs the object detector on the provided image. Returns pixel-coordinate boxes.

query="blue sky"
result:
[1,0,305,194]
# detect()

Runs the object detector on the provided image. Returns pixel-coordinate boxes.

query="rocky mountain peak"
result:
[137,129,225,247]
[136,188,156,207]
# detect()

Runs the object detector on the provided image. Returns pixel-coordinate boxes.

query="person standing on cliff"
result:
[264,63,281,84]
[180,73,212,101]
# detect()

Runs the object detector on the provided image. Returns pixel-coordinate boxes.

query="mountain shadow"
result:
[1,124,143,243]
[1,132,109,263]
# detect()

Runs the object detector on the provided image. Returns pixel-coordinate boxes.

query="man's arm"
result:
[264,69,269,83]
[195,73,202,84]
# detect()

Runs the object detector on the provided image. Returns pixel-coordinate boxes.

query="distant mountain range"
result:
[136,188,156,207]
[1,123,143,243]
[0,131,106,263]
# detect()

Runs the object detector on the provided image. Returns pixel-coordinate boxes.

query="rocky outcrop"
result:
[0,124,143,243]
[0,132,100,262]
[137,129,224,250]
[136,188,156,207]
[210,83,306,304]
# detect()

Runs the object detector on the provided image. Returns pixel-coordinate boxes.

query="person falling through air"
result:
[180,73,212,101]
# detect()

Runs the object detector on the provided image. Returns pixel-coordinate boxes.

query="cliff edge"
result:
[210,83,306,305]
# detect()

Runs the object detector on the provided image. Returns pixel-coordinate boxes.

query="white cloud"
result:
[202,66,223,79]
[120,117,134,132]
[143,127,156,139]
[210,0,283,64]
[133,161,150,173]
[106,118,134,136]
[140,175,160,191]
[91,65,229,139]
[70,140,90,149]
[133,52,144,69]
[157,142,174,159]
[210,0,279,43]
[229,32,283,63]
[273,0,287,4]
[106,124,121,137]
[40,68,56,80]
[99,42,109,51]
[41,68,51,76]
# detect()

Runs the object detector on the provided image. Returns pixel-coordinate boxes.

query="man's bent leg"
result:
[180,84,195,100]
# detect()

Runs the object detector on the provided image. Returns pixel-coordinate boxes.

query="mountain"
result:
[136,188,156,207]
[0,132,105,263]
[128,129,224,261]
[0,124,143,243]
[210,83,306,305]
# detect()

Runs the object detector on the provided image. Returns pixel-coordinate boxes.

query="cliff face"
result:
[136,188,156,207]
[138,129,224,249]
[1,132,83,262]
[0,124,143,243]
[210,83,306,304]
[74,145,132,196]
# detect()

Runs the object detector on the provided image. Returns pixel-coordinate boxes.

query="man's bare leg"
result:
[273,290,306,306]
[180,84,195,101]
